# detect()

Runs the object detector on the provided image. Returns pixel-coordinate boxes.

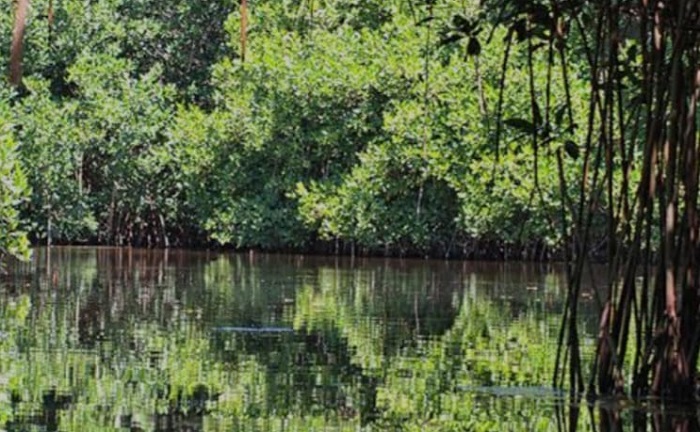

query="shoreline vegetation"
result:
[1,1,598,263]
[30,238,563,261]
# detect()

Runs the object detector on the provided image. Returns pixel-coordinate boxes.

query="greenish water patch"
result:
[0,247,695,431]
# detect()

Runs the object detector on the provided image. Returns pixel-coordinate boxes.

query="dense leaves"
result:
[2,0,590,257]
[0,92,29,263]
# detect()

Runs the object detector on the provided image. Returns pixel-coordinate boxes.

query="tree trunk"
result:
[9,0,29,87]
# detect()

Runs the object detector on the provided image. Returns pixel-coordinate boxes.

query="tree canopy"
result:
[1,0,594,259]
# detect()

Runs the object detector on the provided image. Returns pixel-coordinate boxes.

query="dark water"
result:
[0,247,696,431]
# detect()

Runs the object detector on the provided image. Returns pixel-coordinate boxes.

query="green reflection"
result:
[0,248,691,431]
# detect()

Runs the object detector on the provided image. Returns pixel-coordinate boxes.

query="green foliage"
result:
[169,23,397,248]
[2,0,594,256]
[116,0,233,102]
[0,94,29,263]
[16,55,177,245]
[15,78,95,241]
[2,0,231,100]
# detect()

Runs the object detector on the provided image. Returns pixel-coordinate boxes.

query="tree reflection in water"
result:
[0,247,696,431]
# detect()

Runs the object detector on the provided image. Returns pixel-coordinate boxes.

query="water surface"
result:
[0,247,694,431]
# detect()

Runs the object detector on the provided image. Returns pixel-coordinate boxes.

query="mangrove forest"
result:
[2,0,700,430]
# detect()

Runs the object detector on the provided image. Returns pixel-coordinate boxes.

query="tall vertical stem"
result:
[10,0,29,86]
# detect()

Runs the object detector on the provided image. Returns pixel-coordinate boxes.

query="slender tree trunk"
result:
[496,0,700,399]
[9,0,29,87]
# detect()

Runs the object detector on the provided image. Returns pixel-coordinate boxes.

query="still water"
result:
[0,247,696,431]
